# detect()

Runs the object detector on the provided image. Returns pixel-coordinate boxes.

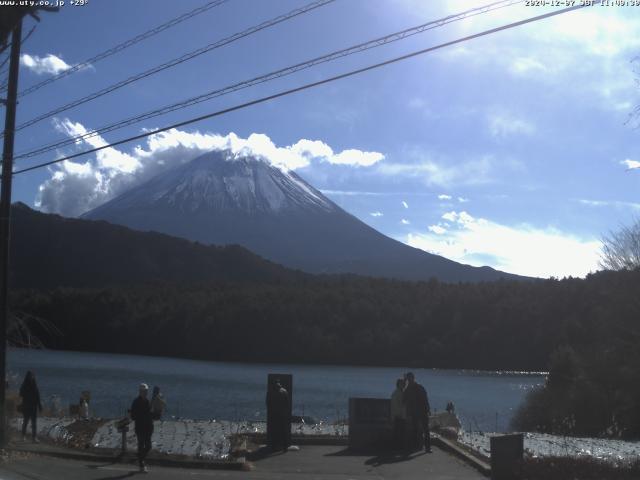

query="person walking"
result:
[390,377,407,451]
[19,371,42,442]
[130,383,153,473]
[150,386,166,420]
[403,372,431,453]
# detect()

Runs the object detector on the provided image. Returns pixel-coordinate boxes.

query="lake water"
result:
[7,348,545,432]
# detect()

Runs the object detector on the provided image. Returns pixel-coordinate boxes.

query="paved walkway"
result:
[0,445,486,479]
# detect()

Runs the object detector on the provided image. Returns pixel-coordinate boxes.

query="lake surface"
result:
[8,348,545,432]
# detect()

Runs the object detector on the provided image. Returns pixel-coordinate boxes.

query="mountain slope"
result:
[84,150,522,282]
[9,202,304,289]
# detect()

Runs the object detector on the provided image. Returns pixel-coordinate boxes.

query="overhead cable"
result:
[11,4,588,177]
[15,0,523,160]
[1,0,230,97]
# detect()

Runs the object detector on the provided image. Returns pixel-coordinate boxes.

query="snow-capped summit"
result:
[90,151,334,215]
[84,150,519,282]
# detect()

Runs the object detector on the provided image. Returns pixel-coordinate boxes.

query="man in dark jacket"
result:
[403,372,431,452]
[19,371,42,442]
[130,383,153,473]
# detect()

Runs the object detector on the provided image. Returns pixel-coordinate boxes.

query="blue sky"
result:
[4,0,640,278]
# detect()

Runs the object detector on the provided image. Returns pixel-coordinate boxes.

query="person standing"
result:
[390,378,407,451]
[19,371,42,442]
[79,395,89,420]
[403,372,431,453]
[150,386,166,420]
[130,383,153,473]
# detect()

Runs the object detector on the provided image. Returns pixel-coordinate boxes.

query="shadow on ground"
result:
[324,447,429,466]
[87,459,139,480]
[247,446,289,462]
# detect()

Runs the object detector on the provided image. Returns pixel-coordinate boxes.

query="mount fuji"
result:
[83,151,519,282]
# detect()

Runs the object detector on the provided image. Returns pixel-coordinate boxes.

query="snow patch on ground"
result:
[92,419,232,459]
[10,417,75,443]
[460,431,640,463]
[90,419,347,459]
[10,417,347,460]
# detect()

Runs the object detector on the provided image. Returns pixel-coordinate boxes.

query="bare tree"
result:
[600,217,640,271]
[8,311,60,348]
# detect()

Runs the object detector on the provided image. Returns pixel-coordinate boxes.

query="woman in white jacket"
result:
[390,378,407,451]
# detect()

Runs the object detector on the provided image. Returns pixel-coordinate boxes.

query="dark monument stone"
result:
[266,373,292,449]
[348,397,392,451]
[490,433,524,480]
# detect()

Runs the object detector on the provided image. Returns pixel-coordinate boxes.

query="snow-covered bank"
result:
[22,416,639,466]
[10,417,347,460]
[9,417,75,443]
[93,419,347,459]
[460,431,640,463]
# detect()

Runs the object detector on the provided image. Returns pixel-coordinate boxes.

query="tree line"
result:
[11,267,639,372]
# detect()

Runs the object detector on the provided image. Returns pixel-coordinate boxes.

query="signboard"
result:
[266,373,293,449]
[490,433,524,480]
[348,398,392,451]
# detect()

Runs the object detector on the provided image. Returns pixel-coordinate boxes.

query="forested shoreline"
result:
[11,268,639,371]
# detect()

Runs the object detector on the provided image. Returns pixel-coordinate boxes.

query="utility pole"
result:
[0,5,58,447]
[0,16,22,447]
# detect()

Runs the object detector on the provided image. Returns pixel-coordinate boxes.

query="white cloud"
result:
[509,57,547,76]
[487,111,535,138]
[438,194,452,200]
[428,224,447,235]
[578,199,640,211]
[330,149,385,167]
[377,154,498,188]
[320,190,385,196]
[621,159,640,170]
[370,211,384,217]
[401,219,410,225]
[416,2,640,111]
[54,119,140,173]
[20,53,73,75]
[407,210,601,278]
[402,201,409,209]
[458,197,469,203]
[36,121,385,217]
[441,211,457,222]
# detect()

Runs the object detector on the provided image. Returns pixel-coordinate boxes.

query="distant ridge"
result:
[10,202,304,289]
[84,150,524,282]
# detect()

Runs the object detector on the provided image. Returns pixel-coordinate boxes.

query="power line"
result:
[0,0,230,97]
[0,54,11,75]
[19,24,36,47]
[15,0,524,161]
[9,0,335,135]
[0,25,35,84]
[12,4,588,177]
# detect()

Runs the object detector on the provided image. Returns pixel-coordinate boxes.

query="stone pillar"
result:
[266,374,292,449]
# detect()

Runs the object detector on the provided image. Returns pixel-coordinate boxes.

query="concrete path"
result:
[0,445,486,479]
